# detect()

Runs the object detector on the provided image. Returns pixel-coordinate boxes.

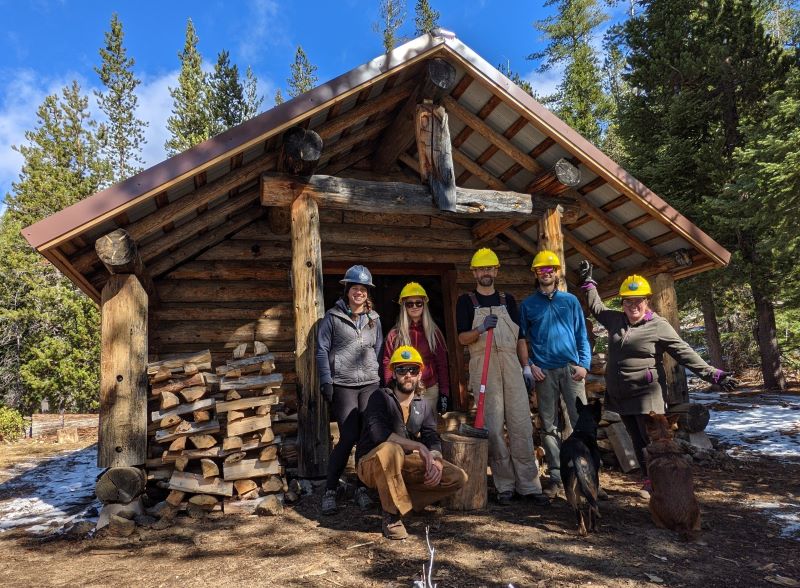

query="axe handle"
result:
[473,327,493,430]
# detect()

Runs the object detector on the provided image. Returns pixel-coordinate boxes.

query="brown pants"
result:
[357,442,468,515]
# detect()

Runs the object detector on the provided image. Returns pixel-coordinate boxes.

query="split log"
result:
[154,420,219,443]
[256,404,271,416]
[150,373,205,397]
[188,494,218,511]
[168,436,187,452]
[261,475,285,494]
[216,395,278,413]
[175,456,189,471]
[415,103,456,212]
[180,386,207,403]
[99,274,148,468]
[220,373,283,392]
[227,410,246,423]
[234,479,259,496]
[223,436,243,452]
[254,341,268,354]
[226,390,241,401]
[147,350,212,375]
[441,433,487,511]
[161,448,220,462]
[201,458,220,478]
[259,445,278,462]
[189,434,218,449]
[151,398,215,422]
[224,353,276,371]
[160,391,180,411]
[95,467,147,504]
[225,451,246,464]
[193,410,211,422]
[166,490,185,507]
[168,471,233,497]
[160,414,183,429]
[223,458,281,481]
[232,343,248,359]
[151,366,172,383]
[226,415,271,437]
[261,428,276,444]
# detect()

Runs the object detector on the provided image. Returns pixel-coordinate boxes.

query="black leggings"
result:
[621,414,650,478]
[326,383,376,491]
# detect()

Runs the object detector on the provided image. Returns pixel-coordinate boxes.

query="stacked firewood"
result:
[145,344,288,520]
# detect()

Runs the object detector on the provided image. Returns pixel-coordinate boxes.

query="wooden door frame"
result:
[322,261,466,410]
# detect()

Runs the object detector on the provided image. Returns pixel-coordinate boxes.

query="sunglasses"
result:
[404,300,424,308]
[394,365,421,376]
[535,266,556,275]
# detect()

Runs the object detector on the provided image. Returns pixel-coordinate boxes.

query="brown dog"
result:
[645,412,701,540]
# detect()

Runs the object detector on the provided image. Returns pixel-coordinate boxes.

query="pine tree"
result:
[528,0,611,145]
[287,46,318,98]
[498,62,535,96]
[207,50,245,134]
[94,13,147,184]
[165,19,211,155]
[0,82,104,412]
[375,0,406,53]
[274,89,285,105]
[242,66,263,120]
[414,0,440,36]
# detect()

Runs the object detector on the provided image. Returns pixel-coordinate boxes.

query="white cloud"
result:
[136,70,178,168]
[238,0,288,63]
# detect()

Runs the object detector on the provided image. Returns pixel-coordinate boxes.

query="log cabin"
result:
[22,32,730,479]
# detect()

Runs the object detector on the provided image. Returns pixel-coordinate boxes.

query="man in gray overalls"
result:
[456,248,549,506]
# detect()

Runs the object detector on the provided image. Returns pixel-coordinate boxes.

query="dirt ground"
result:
[1,435,799,588]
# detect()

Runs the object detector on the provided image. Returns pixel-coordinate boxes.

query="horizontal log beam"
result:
[596,249,697,299]
[260,173,578,220]
[563,230,613,273]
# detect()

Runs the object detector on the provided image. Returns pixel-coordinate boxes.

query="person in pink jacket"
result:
[381,282,450,414]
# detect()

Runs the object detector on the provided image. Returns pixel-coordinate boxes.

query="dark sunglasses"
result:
[404,300,424,308]
[535,266,556,275]
[394,365,421,376]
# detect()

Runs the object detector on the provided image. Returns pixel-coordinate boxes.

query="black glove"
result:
[477,313,499,333]
[716,372,739,392]
[320,383,334,403]
[578,260,594,284]
[437,394,448,414]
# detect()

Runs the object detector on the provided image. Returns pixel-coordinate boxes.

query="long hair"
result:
[394,300,445,352]
[342,285,376,328]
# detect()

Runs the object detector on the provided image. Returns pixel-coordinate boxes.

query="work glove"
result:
[437,394,449,414]
[578,260,596,286]
[522,365,535,391]
[320,382,334,403]
[713,370,739,392]
[477,313,498,333]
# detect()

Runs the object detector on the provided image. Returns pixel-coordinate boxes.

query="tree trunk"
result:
[649,273,689,405]
[749,279,786,391]
[699,288,725,370]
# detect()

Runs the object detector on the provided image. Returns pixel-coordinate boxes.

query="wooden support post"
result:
[539,207,567,292]
[95,228,158,302]
[649,272,689,405]
[99,274,148,467]
[415,103,457,212]
[291,193,330,478]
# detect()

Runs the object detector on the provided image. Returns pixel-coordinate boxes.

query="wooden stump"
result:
[95,466,147,504]
[441,433,488,511]
[57,427,79,444]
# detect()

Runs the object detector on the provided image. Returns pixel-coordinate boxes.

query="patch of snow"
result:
[749,501,800,541]
[0,445,102,535]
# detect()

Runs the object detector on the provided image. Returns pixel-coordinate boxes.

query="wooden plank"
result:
[220,373,283,391]
[225,353,276,369]
[168,471,233,496]
[216,395,279,413]
[225,415,272,437]
[260,173,578,219]
[163,261,290,282]
[152,319,293,345]
[415,104,456,212]
[154,419,220,443]
[147,350,212,375]
[578,200,656,259]
[99,274,148,468]
[150,398,215,422]
[157,281,291,304]
[451,149,505,190]
[223,458,281,481]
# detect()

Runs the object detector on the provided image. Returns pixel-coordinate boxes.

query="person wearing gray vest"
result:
[316,265,383,515]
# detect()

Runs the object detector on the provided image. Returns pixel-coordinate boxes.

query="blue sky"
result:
[0,0,625,211]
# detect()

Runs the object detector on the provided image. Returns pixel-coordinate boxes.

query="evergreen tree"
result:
[375,0,406,53]
[165,19,211,155]
[287,46,318,98]
[0,82,104,412]
[242,66,263,120]
[528,0,611,145]
[414,0,440,36]
[94,13,147,184]
[274,88,285,105]
[498,62,535,96]
[207,50,245,134]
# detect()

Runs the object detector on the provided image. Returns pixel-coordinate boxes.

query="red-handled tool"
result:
[458,318,494,439]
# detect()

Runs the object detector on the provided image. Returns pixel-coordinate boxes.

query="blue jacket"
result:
[519,290,591,371]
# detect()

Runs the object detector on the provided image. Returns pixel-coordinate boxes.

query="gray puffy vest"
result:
[326,300,381,386]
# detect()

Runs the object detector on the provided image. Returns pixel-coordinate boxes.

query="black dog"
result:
[559,398,603,536]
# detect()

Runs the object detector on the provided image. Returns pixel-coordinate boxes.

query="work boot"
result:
[353,486,373,511]
[518,492,551,507]
[542,480,563,499]
[321,489,338,515]
[381,510,408,540]
[495,491,514,506]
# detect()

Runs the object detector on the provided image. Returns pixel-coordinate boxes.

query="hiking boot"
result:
[638,478,652,500]
[381,510,408,540]
[321,489,338,515]
[519,492,551,507]
[495,491,514,506]
[353,486,373,511]
[542,480,563,499]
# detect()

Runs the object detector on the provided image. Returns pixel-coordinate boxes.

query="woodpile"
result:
[144,345,290,523]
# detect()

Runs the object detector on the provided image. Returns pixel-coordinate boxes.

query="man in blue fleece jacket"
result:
[518,250,591,496]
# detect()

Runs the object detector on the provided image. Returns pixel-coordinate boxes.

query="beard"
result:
[397,378,417,394]
[478,275,494,287]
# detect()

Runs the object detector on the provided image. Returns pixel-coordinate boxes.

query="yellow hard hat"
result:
[619,274,652,297]
[389,345,424,370]
[470,248,500,269]
[531,250,561,270]
[398,282,428,302]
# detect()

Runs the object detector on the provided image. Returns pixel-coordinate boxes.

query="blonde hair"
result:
[394,299,445,353]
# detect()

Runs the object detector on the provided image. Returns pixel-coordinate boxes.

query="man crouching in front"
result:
[356,345,468,539]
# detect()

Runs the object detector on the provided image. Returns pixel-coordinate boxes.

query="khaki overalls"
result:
[468,294,541,495]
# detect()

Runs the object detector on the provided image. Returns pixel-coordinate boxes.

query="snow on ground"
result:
[0,445,101,535]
